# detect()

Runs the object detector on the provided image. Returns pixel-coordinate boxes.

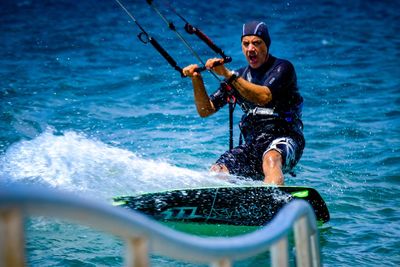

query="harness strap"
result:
[221,82,237,150]
[228,101,235,150]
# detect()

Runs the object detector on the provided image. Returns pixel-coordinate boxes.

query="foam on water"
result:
[0,128,233,200]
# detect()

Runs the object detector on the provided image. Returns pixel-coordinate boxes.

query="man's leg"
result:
[210,144,257,178]
[209,163,230,181]
[262,150,284,185]
[210,163,230,173]
[261,137,302,185]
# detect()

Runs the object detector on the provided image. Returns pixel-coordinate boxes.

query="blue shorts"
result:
[215,135,304,179]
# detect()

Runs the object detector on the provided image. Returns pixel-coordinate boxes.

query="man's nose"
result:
[246,44,256,51]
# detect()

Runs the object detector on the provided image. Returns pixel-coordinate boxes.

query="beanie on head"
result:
[241,21,271,48]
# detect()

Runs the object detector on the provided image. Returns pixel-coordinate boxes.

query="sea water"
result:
[1,0,399,266]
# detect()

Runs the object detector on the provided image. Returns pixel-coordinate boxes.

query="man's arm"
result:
[206,58,273,106]
[192,75,216,117]
[183,64,216,118]
[230,76,272,105]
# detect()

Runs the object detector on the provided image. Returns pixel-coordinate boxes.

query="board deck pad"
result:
[113,186,330,227]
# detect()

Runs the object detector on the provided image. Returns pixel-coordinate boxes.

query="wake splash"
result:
[0,129,232,200]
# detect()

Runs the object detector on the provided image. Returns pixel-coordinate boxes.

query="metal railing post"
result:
[125,236,149,267]
[211,258,231,267]
[271,236,289,267]
[310,232,321,267]
[294,216,312,267]
[0,209,25,267]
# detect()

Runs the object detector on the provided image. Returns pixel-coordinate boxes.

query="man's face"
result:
[241,35,269,69]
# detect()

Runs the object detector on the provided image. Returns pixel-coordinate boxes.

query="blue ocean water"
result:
[1,0,399,266]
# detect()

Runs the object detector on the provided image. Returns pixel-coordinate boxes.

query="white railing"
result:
[0,182,321,267]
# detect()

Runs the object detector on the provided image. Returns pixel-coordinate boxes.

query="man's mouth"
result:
[248,54,257,64]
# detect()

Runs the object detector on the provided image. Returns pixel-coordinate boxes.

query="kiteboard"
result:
[113,185,330,236]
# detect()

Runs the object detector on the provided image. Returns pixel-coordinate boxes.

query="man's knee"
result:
[263,150,283,169]
[210,163,229,173]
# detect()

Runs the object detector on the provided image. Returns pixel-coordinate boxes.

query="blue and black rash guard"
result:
[210,55,305,145]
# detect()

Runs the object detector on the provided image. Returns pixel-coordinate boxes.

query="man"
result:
[182,21,305,185]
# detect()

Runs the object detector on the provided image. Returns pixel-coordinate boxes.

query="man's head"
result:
[241,21,270,69]
[242,21,271,48]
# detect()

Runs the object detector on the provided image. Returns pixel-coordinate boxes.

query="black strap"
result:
[221,82,237,150]
[228,102,235,150]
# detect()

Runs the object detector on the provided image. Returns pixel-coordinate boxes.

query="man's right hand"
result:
[183,64,200,78]
[205,58,231,78]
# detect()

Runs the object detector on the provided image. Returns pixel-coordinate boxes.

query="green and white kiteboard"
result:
[113,185,330,236]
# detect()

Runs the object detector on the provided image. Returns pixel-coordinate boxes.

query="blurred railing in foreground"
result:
[0,183,321,267]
